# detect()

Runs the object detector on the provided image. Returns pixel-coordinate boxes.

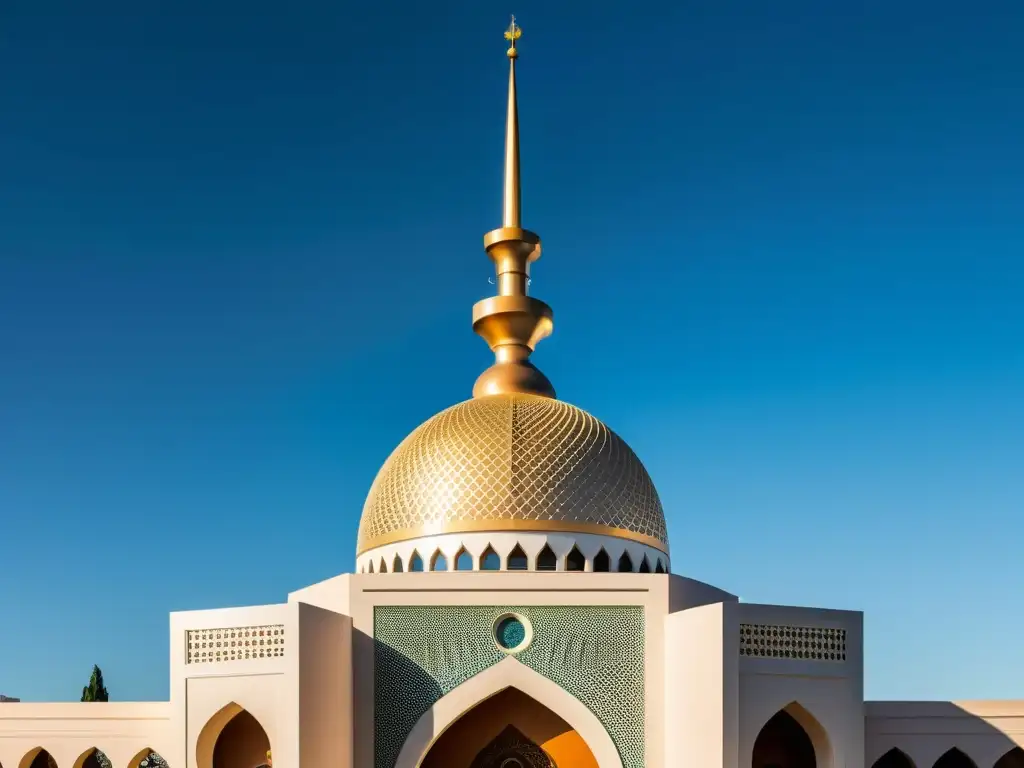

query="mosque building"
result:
[0,19,1022,768]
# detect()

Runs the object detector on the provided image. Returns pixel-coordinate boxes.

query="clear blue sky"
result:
[1,0,1022,703]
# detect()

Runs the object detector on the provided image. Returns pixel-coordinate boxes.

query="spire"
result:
[471,17,556,399]
[502,16,522,227]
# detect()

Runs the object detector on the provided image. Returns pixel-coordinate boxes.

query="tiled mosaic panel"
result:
[374,605,645,768]
[186,624,285,664]
[739,623,847,662]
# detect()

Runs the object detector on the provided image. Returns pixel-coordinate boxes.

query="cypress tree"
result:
[81,665,109,702]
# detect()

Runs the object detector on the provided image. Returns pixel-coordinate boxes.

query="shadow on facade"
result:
[867,702,1024,768]
[371,639,443,767]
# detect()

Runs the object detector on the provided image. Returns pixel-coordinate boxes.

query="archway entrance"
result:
[197,704,271,768]
[421,688,598,768]
[752,710,816,768]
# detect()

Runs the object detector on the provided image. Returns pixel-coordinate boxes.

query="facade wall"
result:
[344,570,676,768]
[664,599,864,768]
[664,600,740,768]
[1,570,1024,768]
[286,602,352,768]
[865,701,1024,767]
[737,602,865,768]
[0,702,170,768]
[170,604,288,768]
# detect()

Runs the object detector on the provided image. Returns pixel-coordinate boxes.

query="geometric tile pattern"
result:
[739,623,846,662]
[358,394,667,552]
[185,624,285,664]
[374,605,645,768]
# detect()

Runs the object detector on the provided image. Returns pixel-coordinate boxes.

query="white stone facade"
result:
[0,570,1021,768]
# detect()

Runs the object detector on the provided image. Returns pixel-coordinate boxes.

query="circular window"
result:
[493,613,532,653]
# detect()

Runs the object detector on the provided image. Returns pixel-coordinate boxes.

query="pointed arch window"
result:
[565,545,585,571]
[655,558,666,574]
[536,545,557,571]
[392,555,403,573]
[934,748,980,768]
[507,544,529,570]
[593,548,610,572]
[409,551,424,572]
[455,548,473,571]
[638,555,651,573]
[379,558,388,573]
[430,551,448,571]
[481,546,501,570]
[871,748,916,768]
[994,747,1024,768]
[618,551,634,572]
[368,561,375,573]
[752,709,817,768]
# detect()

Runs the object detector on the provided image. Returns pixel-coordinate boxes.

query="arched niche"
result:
[995,748,1024,768]
[871,747,916,768]
[565,546,585,572]
[751,702,832,768]
[481,546,501,571]
[507,544,528,571]
[196,702,271,768]
[128,751,169,768]
[536,545,556,571]
[430,551,448,572]
[395,656,622,768]
[72,750,111,768]
[933,748,977,768]
[19,749,57,768]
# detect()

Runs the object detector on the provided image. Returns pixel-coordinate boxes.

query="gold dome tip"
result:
[503,16,522,45]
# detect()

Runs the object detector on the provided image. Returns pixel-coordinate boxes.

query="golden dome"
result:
[356,393,668,554]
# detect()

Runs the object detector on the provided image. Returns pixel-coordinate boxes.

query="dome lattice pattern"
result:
[357,393,667,553]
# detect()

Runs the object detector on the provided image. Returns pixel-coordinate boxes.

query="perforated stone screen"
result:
[739,622,846,662]
[374,605,645,768]
[185,624,285,664]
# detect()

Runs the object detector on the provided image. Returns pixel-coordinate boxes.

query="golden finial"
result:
[471,16,555,400]
[504,15,522,58]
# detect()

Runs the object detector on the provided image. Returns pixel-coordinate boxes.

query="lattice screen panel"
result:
[186,624,285,664]
[739,623,846,662]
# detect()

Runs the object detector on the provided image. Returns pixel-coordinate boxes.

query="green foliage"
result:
[81,665,109,702]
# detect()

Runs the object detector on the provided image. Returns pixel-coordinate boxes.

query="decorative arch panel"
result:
[373,605,644,768]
